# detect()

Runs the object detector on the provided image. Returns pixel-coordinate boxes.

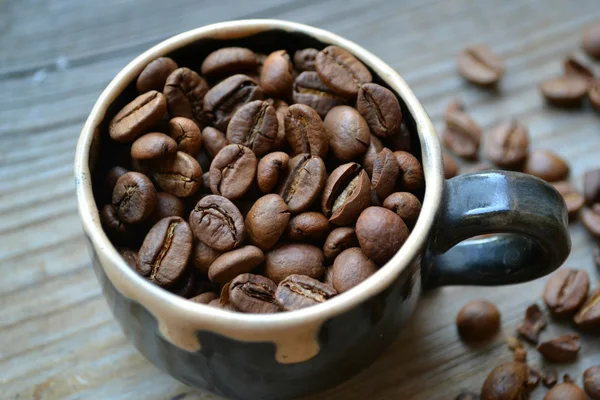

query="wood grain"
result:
[1,0,600,399]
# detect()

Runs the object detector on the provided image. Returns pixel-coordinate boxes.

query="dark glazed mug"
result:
[74,20,570,400]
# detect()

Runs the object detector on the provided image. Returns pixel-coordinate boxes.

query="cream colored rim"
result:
[74,19,442,341]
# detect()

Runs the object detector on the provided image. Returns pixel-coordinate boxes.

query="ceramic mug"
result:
[74,19,571,400]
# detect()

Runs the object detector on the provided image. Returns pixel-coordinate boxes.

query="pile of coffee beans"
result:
[97,43,424,313]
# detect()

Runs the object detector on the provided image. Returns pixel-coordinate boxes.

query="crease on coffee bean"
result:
[296,86,344,100]
[237,281,277,304]
[466,48,501,72]
[173,121,193,143]
[149,221,178,281]
[194,204,238,244]
[282,157,311,201]
[557,270,577,304]
[332,174,359,213]
[155,172,199,186]
[361,88,389,133]
[213,81,256,119]
[115,184,137,211]
[323,49,362,86]
[284,281,330,303]
[246,103,270,147]
[577,292,600,319]
[113,92,158,123]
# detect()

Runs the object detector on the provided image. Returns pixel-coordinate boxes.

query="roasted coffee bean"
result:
[584,366,600,399]
[331,247,377,293]
[357,83,402,138]
[584,169,600,206]
[285,212,330,242]
[457,45,504,86]
[200,47,258,78]
[362,134,384,177]
[487,120,529,168]
[192,240,221,275]
[275,274,337,311]
[284,104,328,158]
[582,205,600,237]
[356,206,408,265]
[228,273,279,313]
[323,227,358,263]
[394,151,424,192]
[540,76,589,107]
[226,100,278,157]
[168,117,202,157]
[189,292,218,304]
[481,362,528,400]
[324,106,370,161]
[101,204,132,243]
[523,149,569,182]
[209,144,257,200]
[537,333,581,362]
[514,348,527,363]
[131,132,178,160]
[117,247,138,270]
[202,127,228,159]
[292,71,349,118]
[442,110,481,160]
[552,181,585,219]
[109,91,167,143]
[164,68,209,123]
[106,166,129,193]
[526,367,542,389]
[543,268,589,316]
[544,383,587,400]
[278,154,326,213]
[137,217,192,287]
[189,195,245,252]
[383,192,421,228]
[543,369,559,388]
[148,192,185,225]
[203,74,264,131]
[208,245,264,283]
[112,172,157,224]
[268,99,288,150]
[506,336,523,351]
[293,48,318,72]
[564,56,596,84]
[517,303,547,344]
[257,152,289,193]
[583,23,600,59]
[456,300,500,341]
[371,147,400,201]
[245,194,290,251]
[264,243,325,284]
[591,84,600,112]
[152,151,202,197]
[315,45,372,97]
[387,122,411,152]
[137,57,178,93]
[455,392,479,400]
[260,50,294,97]
[443,153,459,179]
[321,162,371,226]
[574,288,600,330]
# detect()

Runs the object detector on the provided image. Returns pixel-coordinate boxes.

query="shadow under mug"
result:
[74,20,570,400]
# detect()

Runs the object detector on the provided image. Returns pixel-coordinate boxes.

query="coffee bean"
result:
[260,50,294,97]
[487,120,529,168]
[164,68,209,124]
[537,333,581,362]
[315,45,372,97]
[323,266,334,285]
[137,216,192,287]
[321,162,372,226]
[584,366,600,399]
[582,205,600,237]
[192,240,221,275]
[362,134,384,177]
[371,148,400,201]
[331,247,377,293]
[543,268,589,316]
[117,247,138,270]
[393,151,424,192]
[200,47,258,78]
[574,288,600,330]
[356,206,408,264]
[552,181,584,219]
[455,392,479,400]
[456,300,500,342]
[457,45,504,86]
[189,292,218,304]
[208,245,264,283]
[324,106,370,161]
[383,192,421,228]
[284,104,328,158]
[583,23,600,59]
[540,76,589,107]
[264,243,325,284]
[481,362,528,400]
[514,348,527,363]
[293,48,318,72]
[443,153,459,179]
[517,303,547,344]
[591,84,600,113]
[584,169,600,206]
[168,117,202,157]
[544,383,587,400]
[323,227,358,263]
[275,274,337,311]
[201,127,228,159]
[278,154,326,213]
[226,100,278,157]
[106,166,129,194]
[109,91,167,143]
[152,151,203,197]
[137,57,178,93]
[101,204,132,243]
[506,336,523,351]
[228,273,279,313]
[148,192,185,225]
[245,194,290,251]
[269,99,288,150]
[526,367,541,390]
[209,144,257,200]
[292,71,349,118]
[257,152,289,193]
[387,122,412,152]
[357,83,402,138]
[285,212,330,242]
[189,195,245,252]
[203,74,264,131]
[442,110,481,160]
[544,369,559,388]
[564,56,595,84]
[131,132,178,161]
[112,172,157,224]
[523,149,569,182]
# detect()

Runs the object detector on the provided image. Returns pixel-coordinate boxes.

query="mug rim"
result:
[74,19,443,330]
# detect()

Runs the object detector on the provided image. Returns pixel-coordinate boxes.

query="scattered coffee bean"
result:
[582,206,600,237]
[209,144,257,200]
[540,76,589,107]
[527,367,541,389]
[278,154,326,213]
[245,194,290,251]
[201,47,258,78]
[356,206,408,264]
[264,243,325,284]
[293,48,318,72]
[506,336,523,351]
[164,67,209,123]
[543,268,589,316]
[285,103,328,158]
[583,23,600,59]
[544,369,559,388]
[455,392,479,400]
[324,106,370,161]
[137,57,178,93]
[168,117,203,157]
[190,292,219,304]
[517,303,547,344]
[371,148,400,201]
[275,274,337,311]
[480,362,528,400]
[356,83,402,138]
[537,333,581,363]
[315,45,372,97]
[362,134,384,177]
[192,240,221,275]
[393,151,424,192]
[584,169,600,206]
[382,192,421,228]
[442,110,482,160]
[487,119,529,168]
[331,247,377,293]
[443,153,459,179]
[523,149,569,182]
[456,300,500,342]
[584,366,600,399]
[285,212,330,242]
[208,245,264,283]
[590,84,600,112]
[544,382,587,400]
[112,172,157,224]
[321,162,372,226]
[109,91,167,143]
[201,126,228,159]
[226,100,278,157]
[564,56,596,85]
[131,132,177,160]
[323,227,358,263]
[260,50,294,97]
[574,288,600,330]
[292,71,348,118]
[228,273,279,313]
[152,151,202,198]
[189,195,245,252]
[445,97,465,116]
[514,347,527,363]
[552,181,585,219]
[457,45,504,86]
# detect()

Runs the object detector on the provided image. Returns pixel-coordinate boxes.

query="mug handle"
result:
[422,171,571,288]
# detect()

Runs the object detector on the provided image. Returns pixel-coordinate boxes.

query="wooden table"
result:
[2,0,600,398]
